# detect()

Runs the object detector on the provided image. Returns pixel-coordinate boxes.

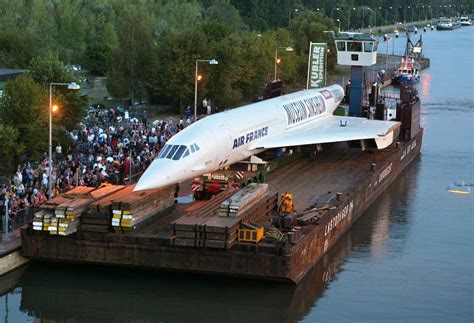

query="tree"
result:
[105,7,154,101]
[83,22,118,76]
[28,53,76,86]
[147,27,209,111]
[0,124,22,175]
[28,53,86,132]
[0,75,48,162]
[289,11,337,82]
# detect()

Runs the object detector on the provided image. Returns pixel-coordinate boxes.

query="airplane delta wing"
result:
[249,116,400,150]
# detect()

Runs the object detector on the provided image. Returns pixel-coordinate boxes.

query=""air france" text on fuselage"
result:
[232,126,268,149]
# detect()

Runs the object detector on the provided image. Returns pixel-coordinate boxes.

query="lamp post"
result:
[48,82,80,200]
[331,7,340,20]
[348,7,355,30]
[361,7,370,29]
[274,46,294,81]
[194,59,218,122]
[375,7,381,28]
[385,6,392,26]
[288,8,298,27]
[336,19,341,33]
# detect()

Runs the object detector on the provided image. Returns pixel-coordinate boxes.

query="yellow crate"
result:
[238,227,264,244]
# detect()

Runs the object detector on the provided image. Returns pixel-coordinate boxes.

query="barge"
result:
[21,86,423,283]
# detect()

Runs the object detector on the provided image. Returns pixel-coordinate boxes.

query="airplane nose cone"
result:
[133,159,180,192]
[134,172,159,191]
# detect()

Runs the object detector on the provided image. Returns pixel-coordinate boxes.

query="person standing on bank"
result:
[206,98,212,115]
[202,97,208,115]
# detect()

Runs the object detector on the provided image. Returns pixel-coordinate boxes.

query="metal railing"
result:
[1,207,35,233]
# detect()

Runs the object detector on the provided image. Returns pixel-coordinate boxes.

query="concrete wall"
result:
[0,250,28,276]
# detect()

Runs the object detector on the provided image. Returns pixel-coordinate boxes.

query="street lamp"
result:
[274,46,293,81]
[288,8,298,27]
[194,58,218,122]
[48,82,80,200]
[385,6,392,26]
[348,7,356,31]
[361,7,371,29]
[331,7,340,20]
[336,19,341,33]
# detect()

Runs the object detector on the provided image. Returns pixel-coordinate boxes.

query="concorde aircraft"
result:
[134,84,400,191]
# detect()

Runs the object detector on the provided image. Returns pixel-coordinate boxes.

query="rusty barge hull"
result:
[21,128,422,283]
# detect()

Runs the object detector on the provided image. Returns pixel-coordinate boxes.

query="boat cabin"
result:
[335,33,378,66]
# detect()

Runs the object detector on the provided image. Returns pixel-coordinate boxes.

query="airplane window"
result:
[182,148,190,158]
[190,145,195,153]
[194,144,200,151]
[165,145,178,159]
[173,145,187,160]
[158,145,171,159]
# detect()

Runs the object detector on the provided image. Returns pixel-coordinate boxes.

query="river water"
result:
[1,27,473,322]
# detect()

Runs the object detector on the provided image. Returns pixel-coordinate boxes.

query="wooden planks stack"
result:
[172,187,277,249]
[111,184,175,233]
[62,186,96,198]
[32,185,126,236]
[54,198,93,235]
[79,185,127,233]
[219,184,268,217]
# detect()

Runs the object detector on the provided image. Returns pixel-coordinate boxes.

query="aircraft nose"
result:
[133,159,177,191]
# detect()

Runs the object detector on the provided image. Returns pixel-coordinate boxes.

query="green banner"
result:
[307,42,327,89]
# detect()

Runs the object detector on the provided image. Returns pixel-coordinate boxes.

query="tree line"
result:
[0,0,472,174]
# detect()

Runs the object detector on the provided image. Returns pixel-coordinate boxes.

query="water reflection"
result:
[0,159,421,322]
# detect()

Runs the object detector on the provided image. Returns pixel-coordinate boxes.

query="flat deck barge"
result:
[21,88,423,283]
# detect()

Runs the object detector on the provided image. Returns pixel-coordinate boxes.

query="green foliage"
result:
[0,124,23,174]
[28,53,76,86]
[0,0,472,114]
[0,26,39,68]
[0,75,48,162]
[105,6,154,100]
[27,53,86,133]
[289,11,337,76]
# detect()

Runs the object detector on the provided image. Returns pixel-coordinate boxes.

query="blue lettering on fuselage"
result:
[232,126,268,149]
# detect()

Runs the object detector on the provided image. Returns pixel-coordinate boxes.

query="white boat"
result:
[460,16,472,26]
[437,19,452,30]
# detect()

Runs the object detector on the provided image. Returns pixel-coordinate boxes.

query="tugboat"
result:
[392,32,421,85]
[460,16,472,26]
[393,56,419,84]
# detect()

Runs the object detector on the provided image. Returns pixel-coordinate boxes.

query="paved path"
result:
[0,227,22,257]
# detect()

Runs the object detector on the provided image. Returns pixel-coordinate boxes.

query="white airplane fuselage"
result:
[134,84,345,191]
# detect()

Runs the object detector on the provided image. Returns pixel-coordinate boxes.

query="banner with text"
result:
[307,42,327,89]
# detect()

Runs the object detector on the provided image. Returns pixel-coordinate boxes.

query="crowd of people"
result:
[1,106,186,221]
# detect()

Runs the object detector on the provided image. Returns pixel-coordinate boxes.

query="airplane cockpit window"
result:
[157,143,198,160]
[158,145,171,159]
[165,145,179,159]
[172,145,187,160]
[182,148,190,158]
